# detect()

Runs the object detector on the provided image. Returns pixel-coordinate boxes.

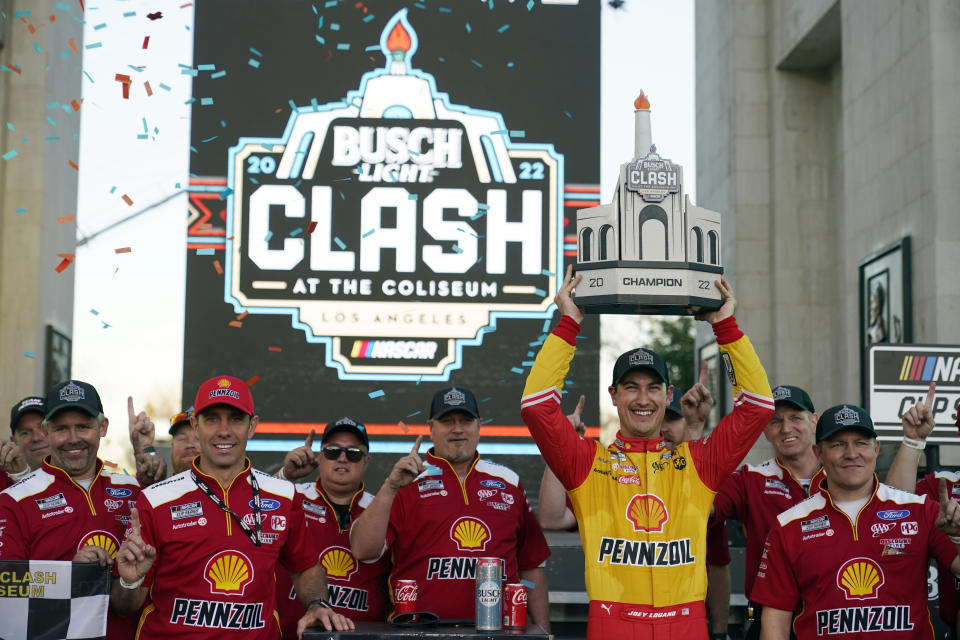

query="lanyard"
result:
[191,469,262,547]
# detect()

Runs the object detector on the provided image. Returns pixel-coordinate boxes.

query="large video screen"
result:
[184,0,600,460]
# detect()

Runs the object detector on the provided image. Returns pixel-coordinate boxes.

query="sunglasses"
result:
[170,408,193,426]
[322,446,366,462]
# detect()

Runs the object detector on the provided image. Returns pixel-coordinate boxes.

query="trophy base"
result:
[572,262,723,316]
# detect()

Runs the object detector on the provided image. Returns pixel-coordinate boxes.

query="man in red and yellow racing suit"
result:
[521,268,774,640]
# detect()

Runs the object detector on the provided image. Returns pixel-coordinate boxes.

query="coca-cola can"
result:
[503,583,527,628]
[393,579,418,617]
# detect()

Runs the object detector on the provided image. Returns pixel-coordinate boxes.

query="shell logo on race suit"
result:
[625,494,669,533]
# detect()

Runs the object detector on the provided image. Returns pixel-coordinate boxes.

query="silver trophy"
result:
[574,93,723,315]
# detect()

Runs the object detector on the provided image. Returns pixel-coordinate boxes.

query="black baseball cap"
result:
[44,380,103,421]
[611,348,670,386]
[322,416,369,449]
[10,396,44,432]
[665,387,684,420]
[816,404,877,442]
[168,407,193,436]
[772,385,815,413]
[429,386,480,420]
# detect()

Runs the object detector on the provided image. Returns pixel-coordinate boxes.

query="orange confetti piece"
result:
[55,258,72,273]
[274,108,283,114]
[121,194,133,206]
[246,375,259,386]
[57,214,75,224]
[4,64,22,75]
[68,38,78,54]
[70,99,80,112]
[213,259,223,274]
[180,2,193,7]
[237,311,249,320]
[268,346,282,352]
[27,23,36,35]
[114,247,132,254]
[142,36,150,49]
[398,420,409,433]
[307,221,318,234]
[228,320,243,328]
[144,81,153,96]
[68,159,78,171]
[57,253,75,259]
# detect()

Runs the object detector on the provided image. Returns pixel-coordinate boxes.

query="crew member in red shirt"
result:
[351,386,551,629]
[111,375,353,638]
[712,384,823,639]
[277,417,391,637]
[752,403,960,639]
[0,380,141,640]
[0,395,49,490]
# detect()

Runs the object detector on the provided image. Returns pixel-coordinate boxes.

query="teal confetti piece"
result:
[56,2,71,10]
[142,117,148,132]
[109,185,117,194]
[90,308,99,316]
[406,410,422,418]
[127,65,143,74]
[477,203,489,210]
[470,212,485,220]
[44,136,60,141]
[465,22,471,33]
[290,227,303,237]
[158,83,171,91]
[330,23,340,31]
[534,288,546,297]
[520,579,536,589]
[136,134,148,140]
[23,351,36,358]
[481,418,494,425]
[498,24,510,33]
[368,389,385,399]
[249,47,263,57]
[211,70,226,79]
[14,207,26,213]
[480,397,492,403]
[288,99,297,110]
[408,193,418,200]
[526,351,534,358]
[85,42,102,49]
[200,97,214,106]
[510,130,525,137]
[180,68,198,76]
[452,245,463,254]
[200,135,218,142]
[219,187,233,200]
[540,269,554,276]
[521,360,535,366]
[248,58,261,68]
[2,150,17,160]
[471,59,483,68]
[365,44,379,51]
[563,110,573,119]
[510,367,524,374]
[122,11,136,17]
[93,22,107,30]
[336,43,350,50]
[362,14,375,22]
[198,64,216,71]
[333,236,346,250]
[33,42,42,54]
[490,129,507,136]
[196,248,215,256]
[5,123,12,130]
[526,0,535,9]
[83,70,94,82]
[314,35,326,44]
[14,10,31,18]
[507,61,515,68]
[264,230,273,242]
[362,229,375,238]
[317,16,324,29]
[184,98,196,105]
[324,2,336,8]
[439,7,452,13]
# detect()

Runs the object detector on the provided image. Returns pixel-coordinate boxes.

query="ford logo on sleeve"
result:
[105,488,133,498]
[480,480,506,490]
[251,498,282,511]
[877,510,910,521]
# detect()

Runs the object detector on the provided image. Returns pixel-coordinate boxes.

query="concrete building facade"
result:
[0,1,82,439]
[695,0,960,462]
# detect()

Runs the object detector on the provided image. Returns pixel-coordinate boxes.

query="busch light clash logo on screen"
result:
[224,10,563,381]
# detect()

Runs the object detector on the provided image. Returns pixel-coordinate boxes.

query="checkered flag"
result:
[0,560,108,640]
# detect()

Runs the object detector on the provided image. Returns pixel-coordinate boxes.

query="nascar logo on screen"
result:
[224,9,562,380]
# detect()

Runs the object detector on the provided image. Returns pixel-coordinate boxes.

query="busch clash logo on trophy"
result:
[218,9,562,380]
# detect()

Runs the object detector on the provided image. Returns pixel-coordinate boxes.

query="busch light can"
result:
[393,579,417,618]
[475,557,502,630]
[503,583,527,628]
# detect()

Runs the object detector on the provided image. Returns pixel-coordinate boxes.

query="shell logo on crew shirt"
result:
[204,550,254,596]
[321,546,358,579]
[837,557,884,600]
[450,517,491,551]
[77,531,120,559]
[625,494,669,533]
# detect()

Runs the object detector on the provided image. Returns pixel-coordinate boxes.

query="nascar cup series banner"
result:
[184,1,600,451]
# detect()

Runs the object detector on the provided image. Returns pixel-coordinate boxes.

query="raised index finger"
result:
[130,506,142,537]
[305,429,316,449]
[410,435,423,456]
[698,360,708,386]
[924,382,936,412]
[127,396,136,422]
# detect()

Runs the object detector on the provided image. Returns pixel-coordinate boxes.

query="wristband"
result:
[902,437,926,451]
[276,467,287,480]
[950,536,960,545]
[7,466,31,481]
[119,575,144,590]
[142,446,158,456]
[307,598,333,611]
